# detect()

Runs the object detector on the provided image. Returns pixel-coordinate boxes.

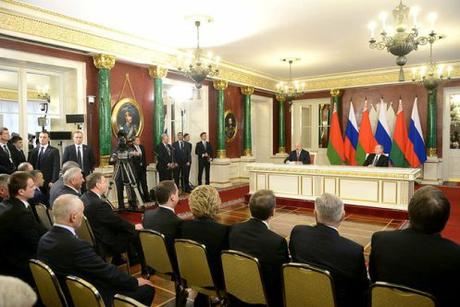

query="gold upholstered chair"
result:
[75,216,96,247]
[35,203,53,230]
[370,282,437,307]
[65,275,105,307]
[113,294,147,307]
[282,263,337,307]
[29,259,68,307]
[138,229,175,280]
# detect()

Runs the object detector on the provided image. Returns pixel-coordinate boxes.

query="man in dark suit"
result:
[173,132,190,192]
[9,135,26,169]
[290,193,369,307]
[81,172,142,258]
[195,132,213,185]
[49,161,80,208]
[131,136,150,202]
[28,131,60,195]
[0,174,9,203]
[0,172,46,286]
[62,130,95,178]
[369,186,460,307]
[29,170,49,217]
[229,190,289,306]
[284,143,311,164]
[37,194,154,306]
[49,167,83,207]
[183,133,193,192]
[363,144,389,167]
[155,134,176,181]
[0,127,16,174]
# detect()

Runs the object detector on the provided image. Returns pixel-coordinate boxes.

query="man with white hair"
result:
[284,143,311,164]
[49,160,79,206]
[17,162,33,172]
[37,194,155,306]
[49,167,83,207]
[289,193,369,307]
[0,276,37,307]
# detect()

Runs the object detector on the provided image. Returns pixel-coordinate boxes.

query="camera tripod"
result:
[108,158,144,210]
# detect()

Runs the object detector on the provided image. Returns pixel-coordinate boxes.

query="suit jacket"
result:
[180,217,229,288]
[185,142,192,164]
[369,228,460,307]
[172,141,190,164]
[82,191,136,255]
[62,144,95,176]
[363,153,389,167]
[0,143,16,174]
[28,145,60,185]
[37,226,139,305]
[30,187,49,207]
[131,144,147,172]
[49,184,80,208]
[10,145,26,169]
[284,149,311,164]
[290,224,369,307]
[195,141,213,162]
[155,143,174,173]
[229,218,289,306]
[0,197,46,284]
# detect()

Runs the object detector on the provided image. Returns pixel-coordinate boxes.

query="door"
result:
[443,87,460,181]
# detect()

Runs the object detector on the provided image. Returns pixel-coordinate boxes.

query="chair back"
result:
[283,263,336,307]
[138,229,173,275]
[75,216,96,247]
[29,259,68,307]
[175,239,217,296]
[221,250,267,305]
[371,282,437,307]
[113,294,147,307]
[65,275,105,307]
[35,203,53,230]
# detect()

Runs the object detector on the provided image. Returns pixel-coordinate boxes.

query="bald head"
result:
[52,194,84,228]
[61,161,80,175]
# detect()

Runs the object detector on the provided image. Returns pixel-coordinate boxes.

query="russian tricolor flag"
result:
[375,99,392,154]
[406,97,427,167]
[344,101,359,165]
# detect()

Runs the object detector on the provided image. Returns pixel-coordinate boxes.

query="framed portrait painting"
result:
[224,111,237,142]
[111,97,144,139]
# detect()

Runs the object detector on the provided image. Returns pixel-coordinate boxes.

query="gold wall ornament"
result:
[217,149,227,159]
[99,155,110,167]
[93,54,116,70]
[148,65,168,79]
[330,88,341,97]
[213,79,228,91]
[111,97,144,139]
[224,111,238,143]
[278,146,286,153]
[275,94,286,102]
[427,147,437,157]
[240,86,254,96]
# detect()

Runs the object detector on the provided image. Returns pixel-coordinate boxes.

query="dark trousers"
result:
[135,168,150,202]
[197,159,210,185]
[115,171,136,209]
[174,163,187,191]
[101,285,155,307]
[184,163,191,191]
[158,167,173,182]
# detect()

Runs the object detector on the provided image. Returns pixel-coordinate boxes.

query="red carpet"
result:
[438,186,460,244]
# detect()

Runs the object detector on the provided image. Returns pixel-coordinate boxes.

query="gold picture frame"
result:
[224,110,237,143]
[111,97,144,139]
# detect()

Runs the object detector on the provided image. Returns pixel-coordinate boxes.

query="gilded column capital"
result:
[276,94,286,102]
[241,86,254,96]
[93,54,116,70]
[148,65,168,79]
[213,79,228,91]
[330,88,342,97]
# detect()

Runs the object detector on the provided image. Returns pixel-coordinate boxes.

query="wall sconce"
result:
[87,95,96,104]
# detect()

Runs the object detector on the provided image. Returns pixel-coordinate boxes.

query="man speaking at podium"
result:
[284,143,311,165]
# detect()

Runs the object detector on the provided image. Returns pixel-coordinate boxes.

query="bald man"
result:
[284,143,311,165]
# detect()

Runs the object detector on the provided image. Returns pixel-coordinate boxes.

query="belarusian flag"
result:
[327,101,345,165]
[390,99,409,167]
[356,100,377,165]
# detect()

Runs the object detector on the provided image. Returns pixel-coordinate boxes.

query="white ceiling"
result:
[21,0,460,79]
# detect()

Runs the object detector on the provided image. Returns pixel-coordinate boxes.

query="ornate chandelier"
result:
[177,19,220,89]
[276,58,305,101]
[368,0,443,81]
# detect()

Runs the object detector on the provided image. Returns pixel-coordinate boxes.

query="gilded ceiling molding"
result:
[0,88,42,101]
[148,65,168,79]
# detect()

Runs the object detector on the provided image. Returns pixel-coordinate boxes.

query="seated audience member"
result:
[229,189,289,307]
[0,174,9,203]
[49,167,83,207]
[0,172,46,285]
[180,185,229,305]
[48,160,80,206]
[29,170,49,208]
[369,186,460,307]
[81,172,142,259]
[284,143,311,164]
[363,144,389,167]
[17,162,33,172]
[0,276,37,307]
[9,135,26,168]
[290,193,369,307]
[37,194,155,306]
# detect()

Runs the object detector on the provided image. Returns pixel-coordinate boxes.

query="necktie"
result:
[77,146,83,168]
[37,146,45,168]
[165,143,170,155]
[179,141,182,150]
[2,145,12,163]
[296,151,300,161]
[373,155,379,166]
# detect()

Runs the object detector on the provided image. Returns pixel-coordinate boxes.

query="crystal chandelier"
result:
[368,0,443,81]
[177,19,220,89]
[276,58,305,101]
[412,35,451,91]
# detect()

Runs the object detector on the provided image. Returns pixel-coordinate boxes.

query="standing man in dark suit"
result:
[0,127,16,174]
[9,135,26,169]
[363,144,389,167]
[290,193,369,307]
[195,132,212,185]
[284,143,311,164]
[37,194,155,306]
[131,136,150,202]
[173,132,188,193]
[62,130,95,178]
[369,186,460,307]
[0,172,46,286]
[229,190,289,307]
[28,130,60,195]
[155,134,176,181]
[49,167,83,207]
[183,133,193,192]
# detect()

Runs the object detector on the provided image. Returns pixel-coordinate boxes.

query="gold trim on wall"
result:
[111,97,144,138]
[0,88,42,101]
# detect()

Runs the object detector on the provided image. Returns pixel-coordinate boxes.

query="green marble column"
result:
[276,94,286,153]
[148,66,168,147]
[213,79,228,159]
[93,54,115,166]
[241,86,254,156]
[426,88,437,157]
